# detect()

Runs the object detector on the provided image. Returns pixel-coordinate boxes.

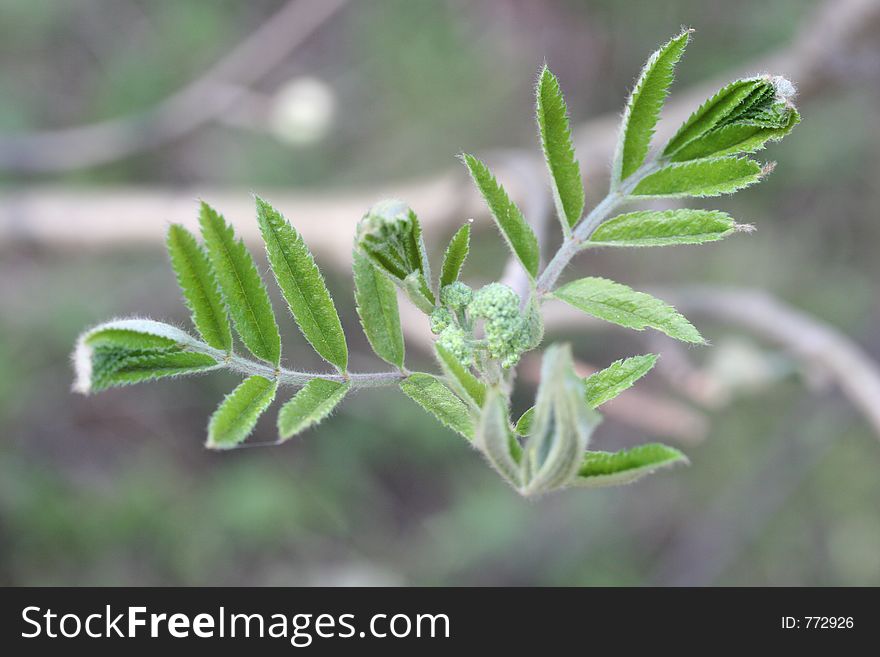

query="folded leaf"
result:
[352,251,405,368]
[584,354,658,407]
[166,224,232,352]
[662,78,765,156]
[475,390,522,488]
[536,66,584,231]
[90,348,218,392]
[613,29,690,183]
[439,223,471,288]
[207,375,278,449]
[574,443,688,488]
[589,210,737,247]
[400,373,475,440]
[73,319,209,393]
[631,156,763,198]
[277,378,350,441]
[256,197,347,371]
[461,153,539,278]
[199,202,281,366]
[669,107,800,161]
[521,344,601,495]
[435,343,486,407]
[552,277,704,344]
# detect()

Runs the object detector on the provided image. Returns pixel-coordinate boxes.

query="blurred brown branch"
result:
[3,0,880,250]
[0,0,351,173]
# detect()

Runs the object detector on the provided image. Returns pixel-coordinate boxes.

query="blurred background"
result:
[2,0,880,586]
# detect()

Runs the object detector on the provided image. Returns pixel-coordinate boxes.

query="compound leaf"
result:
[632,156,764,198]
[613,29,690,183]
[584,354,658,407]
[461,153,539,278]
[435,343,486,408]
[353,250,405,368]
[199,202,281,366]
[256,197,347,371]
[206,375,278,449]
[589,209,738,247]
[536,66,584,231]
[574,443,688,488]
[400,373,475,440]
[277,378,350,441]
[439,223,471,288]
[166,224,232,352]
[552,277,704,344]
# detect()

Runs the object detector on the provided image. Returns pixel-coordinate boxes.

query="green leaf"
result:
[73,319,211,393]
[352,251,405,368]
[256,197,347,371]
[90,348,218,392]
[475,390,522,488]
[199,201,281,366]
[613,29,690,183]
[669,107,800,161]
[435,343,486,408]
[461,153,540,278]
[574,443,688,488]
[536,66,585,231]
[439,223,471,288]
[631,156,764,198]
[277,378,350,441]
[521,343,601,495]
[662,78,766,156]
[514,407,535,436]
[589,210,738,248]
[166,224,232,352]
[552,277,704,344]
[207,375,278,449]
[400,373,475,440]
[584,354,658,408]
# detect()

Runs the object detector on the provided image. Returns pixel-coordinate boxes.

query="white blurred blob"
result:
[270,76,336,146]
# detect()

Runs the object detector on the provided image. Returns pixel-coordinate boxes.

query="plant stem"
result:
[534,160,661,296]
[191,342,407,389]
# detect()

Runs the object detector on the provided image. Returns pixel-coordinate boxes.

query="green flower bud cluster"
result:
[432,281,532,369]
[468,283,531,368]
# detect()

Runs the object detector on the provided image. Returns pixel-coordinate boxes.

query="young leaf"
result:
[439,223,471,288]
[475,390,522,488]
[461,153,540,278]
[613,29,691,183]
[435,343,486,408]
[90,348,218,392]
[73,319,209,393]
[206,375,278,449]
[166,224,232,352]
[669,107,800,161]
[551,277,705,344]
[514,406,535,436]
[352,251,405,368]
[588,210,738,248]
[521,343,601,495]
[256,197,347,371]
[631,156,764,198]
[199,202,281,366]
[536,66,584,231]
[584,354,658,408]
[277,378,350,441]
[400,373,475,440]
[662,78,765,156]
[574,443,688,488]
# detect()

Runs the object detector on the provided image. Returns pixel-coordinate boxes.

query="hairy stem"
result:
[191,341,407,388]
[534,160,661,296]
